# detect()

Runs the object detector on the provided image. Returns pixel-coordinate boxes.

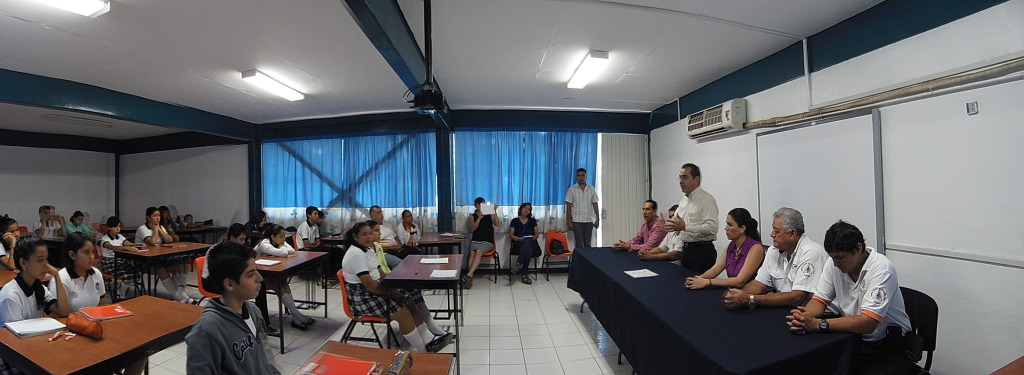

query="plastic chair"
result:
[542,230,573,281]
[194,256,220,305]
[335,269,397,348]
[507,238,538,284]
[478,239,501,283]
[900,287,938,371]
[17,226,28,234]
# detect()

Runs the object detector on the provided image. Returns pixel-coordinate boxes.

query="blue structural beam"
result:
[0,68,255,140]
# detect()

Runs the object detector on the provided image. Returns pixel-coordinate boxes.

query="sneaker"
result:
[426,332,455,353]
[521,274,533,285]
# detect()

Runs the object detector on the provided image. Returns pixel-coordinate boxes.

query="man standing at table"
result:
[722,207,830,310]
[613,200,666,252]
[565,168,600,249]
[370,205,403,269]
[787,220,918,375]
[664,163,719,273]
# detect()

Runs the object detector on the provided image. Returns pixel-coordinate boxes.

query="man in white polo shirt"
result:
[564,168,600,249]
[722,207,829,310]
[786,220,918,374]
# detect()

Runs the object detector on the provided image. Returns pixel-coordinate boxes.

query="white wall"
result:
[650,2,1024,373]
[0,145,115,228]
[119,145,249,228]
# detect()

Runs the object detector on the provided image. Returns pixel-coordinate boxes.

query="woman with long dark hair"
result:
[685,208,765,289]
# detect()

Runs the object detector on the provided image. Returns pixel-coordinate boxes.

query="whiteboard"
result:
[756,114,881,251]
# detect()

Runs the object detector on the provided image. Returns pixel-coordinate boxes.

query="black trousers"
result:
[681,241,717,274]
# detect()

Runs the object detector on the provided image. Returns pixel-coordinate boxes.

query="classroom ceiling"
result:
[0,0,883,139]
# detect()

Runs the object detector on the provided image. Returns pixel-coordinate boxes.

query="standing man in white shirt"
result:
[664,163,719,273]
[787,220,917,374]
[565,168,600,249]
[722,207,830,310]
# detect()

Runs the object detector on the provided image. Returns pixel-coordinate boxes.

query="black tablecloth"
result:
[567,248,858,375]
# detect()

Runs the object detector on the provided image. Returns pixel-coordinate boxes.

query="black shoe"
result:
[425,332,454,353]
[521,274,533,285]
[290,317,314,331]
[264,325,278,334]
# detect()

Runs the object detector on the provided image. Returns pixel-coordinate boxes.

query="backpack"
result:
[549,239,567,255]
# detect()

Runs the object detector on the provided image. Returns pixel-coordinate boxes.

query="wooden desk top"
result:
[256,251,328,274]
[419,232,463,245]
[298,341,452,375]
[0,295,202,374]
[992,355,1024,375]
[175,225,227,234]
[384,254,463,289]
[113,242,210,258]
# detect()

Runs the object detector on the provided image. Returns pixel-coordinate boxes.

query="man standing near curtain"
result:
[664,163,719,273]
[565,168,600,249]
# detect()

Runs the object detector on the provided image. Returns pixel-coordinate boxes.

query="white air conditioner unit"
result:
[685,99,746,139]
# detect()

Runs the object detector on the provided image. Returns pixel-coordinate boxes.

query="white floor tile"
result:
[556,344,594,362]
[520,334,555,349]
[490,364,528,375]
[528,362,566,375]
[489,349,526,365]
[523,348,560,364]
[490,336,524,350]
[560,358,604,375]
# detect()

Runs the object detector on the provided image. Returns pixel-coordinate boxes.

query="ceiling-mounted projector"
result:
[411,88,446,114]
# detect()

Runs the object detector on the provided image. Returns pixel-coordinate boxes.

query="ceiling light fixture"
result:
[41,0,110,18]
[567,50,610,89]
[241,69,304,101]
[41,114,114,128]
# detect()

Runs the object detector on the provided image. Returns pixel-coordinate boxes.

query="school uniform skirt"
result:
[344,282,425,319]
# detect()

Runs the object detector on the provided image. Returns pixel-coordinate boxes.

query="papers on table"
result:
[430,270,458,278]
[255,259,281,266]
[419,258,449,264]
[624,269,659,278]
[4,317,66,338]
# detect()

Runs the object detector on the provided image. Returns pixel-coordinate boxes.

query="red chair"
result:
[194,256,220,305]
[335,269,396,348]
[542,230,572,281]
[17,226,28,234]
[477,235,501,283]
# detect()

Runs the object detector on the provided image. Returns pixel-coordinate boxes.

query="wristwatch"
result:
[747,294,756,309]
[818,318,829,332]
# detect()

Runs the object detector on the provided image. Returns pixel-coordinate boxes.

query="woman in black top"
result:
[508,202,539,285]
[465,197,499,288]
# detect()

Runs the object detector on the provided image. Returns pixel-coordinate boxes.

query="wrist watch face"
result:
[819,319,829,332]
[747,295,756,309]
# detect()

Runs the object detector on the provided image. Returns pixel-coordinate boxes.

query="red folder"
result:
[79,304,134,321]
[298,352,380,375]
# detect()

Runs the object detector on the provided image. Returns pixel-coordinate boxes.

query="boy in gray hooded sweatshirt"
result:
[186,241,279,375]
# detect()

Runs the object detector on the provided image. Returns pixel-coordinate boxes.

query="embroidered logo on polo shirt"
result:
[798,261,815,277]
[870,287,887,303]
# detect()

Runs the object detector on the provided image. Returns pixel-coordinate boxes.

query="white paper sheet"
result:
[430,270,458,278]
[419,258,449,264]
[255,259,281,266]
[624,269,659,278]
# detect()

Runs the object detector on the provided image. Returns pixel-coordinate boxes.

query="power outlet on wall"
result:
[966,101,979,116]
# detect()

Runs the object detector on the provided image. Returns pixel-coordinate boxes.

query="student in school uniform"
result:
[63,211,96,237]
[33,205,65,238]
[186,241,280,375]
[137,207,195,304]
[341,221,453,353]
[294,206,324,251]
[244,211,268,246]
[0,239,71,374]
[253,224,315,331]
[98,216,140,300]
[49,233,146,375]
[0,217,19,271]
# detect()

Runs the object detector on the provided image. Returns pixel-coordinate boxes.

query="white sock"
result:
[402,329,427,351]
[176,273,189,288]
[416,302,446,335]
[281,294,307,321]
[160,278,182,300]
[416,324,434,344]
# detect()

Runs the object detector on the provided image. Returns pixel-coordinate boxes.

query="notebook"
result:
[4,317,66,338]
[79,304,134,321]
[255,259,281,266]
[297,352,379,375]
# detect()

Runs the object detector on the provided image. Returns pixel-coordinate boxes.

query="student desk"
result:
[175,225,227,244]
[383,254,463,374]
[256,251,329,353]
[567,248,860,375]
[0,295,202,375]
[298,341,453,375]
[113,242,211,297]
[418,232,463,254]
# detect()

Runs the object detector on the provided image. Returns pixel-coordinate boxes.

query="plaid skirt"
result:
[344,282,425,319]
[101,256,139,281]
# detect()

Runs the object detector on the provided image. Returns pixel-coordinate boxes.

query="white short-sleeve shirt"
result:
[49,267,105,313]
[341,245,381,284]
[0,277,56,326]
[0,245,10,270]
[33,220,61,238]
[564,184,599,222]
[658,229,685,266]
[812,248,912,342]
[99,233,128,258]
[378,222,399,247]
[754,235,828,293]
[295,220,319,250]
[255,238,295,257]
[135,224,165,245]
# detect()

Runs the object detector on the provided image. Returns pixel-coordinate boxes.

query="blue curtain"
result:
[453,130,597,206]
[262,132,437,209]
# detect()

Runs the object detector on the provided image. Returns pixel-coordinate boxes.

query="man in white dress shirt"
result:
[664,163,719,273]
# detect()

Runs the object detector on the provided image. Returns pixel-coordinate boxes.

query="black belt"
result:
[683,241,713,248]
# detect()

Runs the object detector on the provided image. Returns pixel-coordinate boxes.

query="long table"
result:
[0,295,202,375]
[256,251,329,353]
[113,242,211,297]
[567,248,859,375]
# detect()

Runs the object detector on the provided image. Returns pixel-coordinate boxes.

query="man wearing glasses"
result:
[664,163,719,273]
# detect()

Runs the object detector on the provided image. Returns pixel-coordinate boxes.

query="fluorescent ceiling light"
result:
[41,0,110,18]
[567,50,609,89]
[241,69,305,101]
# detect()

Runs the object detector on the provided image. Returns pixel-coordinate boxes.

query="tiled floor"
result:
[145,272,634,375]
